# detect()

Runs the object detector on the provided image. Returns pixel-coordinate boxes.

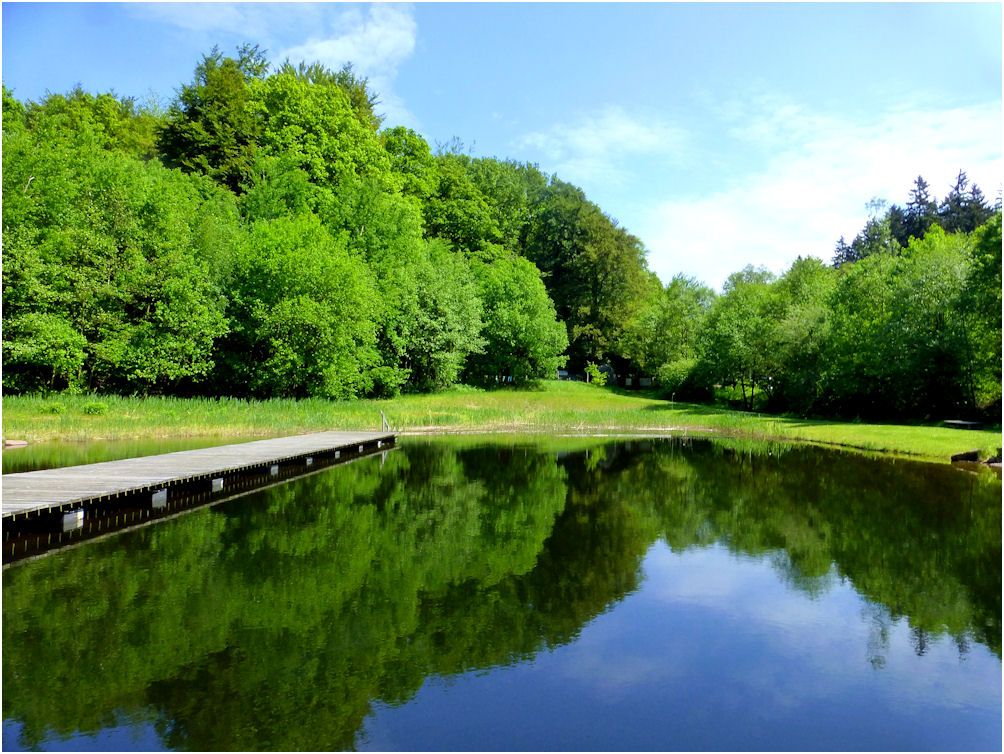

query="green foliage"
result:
[5,54,998,426]
[834,174,996,268]
[158,47,263,193]
[2,313,88,392]
[282,60,383,131]
[82,400,108,415]
[699,266,780,410]
[655,358,698,396]
[960,212,1003,412]
[322,177,483,395]
[584,362,607,386]
[216,214,379,399]
[525,180,651,367]
[466,158,548,255]
[403,241,486,391]
[699,214,1000,422]
[620,273,715,377]
[466,256,569,384]
[821,228,975,419]
[252,66,396,193]
[24,87,162,160]
[939,171,996,234]
[2,84,27,132]
[2,122,229,394]
[381,125,437,200]
[766,257,836,414]
[423,152,502,255]
[238,154,325,221]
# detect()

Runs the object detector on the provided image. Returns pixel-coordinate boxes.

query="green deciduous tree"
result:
[215,214,379,399]
[381,126,438,201]
[821,227,978,419]
[619,273,714,378]
[281,60,383,131]
[768,257,836,414]
[466,256,569,384]
[398,240,485,391]
[422,152,502,256]
[323,175,478,395]
[958,213,1002,414]
[2,84,27,132]
[23,87,162,160]
[466,158,549,256]
[699,266,780,410]
[252,65,396,193]
[524,180,650,368]
[2,124,229,393]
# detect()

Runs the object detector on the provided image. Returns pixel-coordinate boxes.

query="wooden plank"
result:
[2,431,393,519]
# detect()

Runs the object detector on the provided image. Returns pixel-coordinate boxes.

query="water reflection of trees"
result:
[649,440,1000,659]
[2,438,999,750]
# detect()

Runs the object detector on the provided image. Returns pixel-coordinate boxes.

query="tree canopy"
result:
[2,49,1000,422]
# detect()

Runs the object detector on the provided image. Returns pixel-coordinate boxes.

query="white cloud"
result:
[280,4,415,76]
[637,98,1002,291]
[519,106,689,187]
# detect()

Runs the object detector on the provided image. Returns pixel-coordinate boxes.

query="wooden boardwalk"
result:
[1,431,395,521]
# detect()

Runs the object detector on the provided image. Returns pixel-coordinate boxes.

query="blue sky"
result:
[3,2,1001,290]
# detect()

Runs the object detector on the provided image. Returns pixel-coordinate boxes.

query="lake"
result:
[2,435,1000,751]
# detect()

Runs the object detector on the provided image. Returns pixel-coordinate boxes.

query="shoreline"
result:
[3,384,1000,466]
[4,423,1001,472]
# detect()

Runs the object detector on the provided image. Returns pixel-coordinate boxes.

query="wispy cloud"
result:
[518,106,689,187]
[636,97,1002,291]
[279,4,415,76]
[131,2,313,39]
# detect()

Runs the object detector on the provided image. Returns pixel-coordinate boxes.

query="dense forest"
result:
[3,45,1001,421]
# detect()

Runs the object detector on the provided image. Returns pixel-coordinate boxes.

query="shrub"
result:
[656,359,695,394]
[656,358,714,402]
[82,401,109,415]
[585,362,607,387]
[40,402,66,415]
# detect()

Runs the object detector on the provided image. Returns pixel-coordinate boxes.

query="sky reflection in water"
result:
[359,541,1000,752]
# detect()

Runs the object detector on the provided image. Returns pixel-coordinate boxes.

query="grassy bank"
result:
[2,381,1000,464]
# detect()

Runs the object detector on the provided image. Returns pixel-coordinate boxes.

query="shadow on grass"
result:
[641,399,1004,436]
[640,400,884,430]
[640,399,747,417]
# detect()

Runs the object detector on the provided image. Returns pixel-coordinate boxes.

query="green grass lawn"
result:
[2,380,1000,464]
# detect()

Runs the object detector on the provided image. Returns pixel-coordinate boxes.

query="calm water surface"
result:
[2,436,1000,751]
